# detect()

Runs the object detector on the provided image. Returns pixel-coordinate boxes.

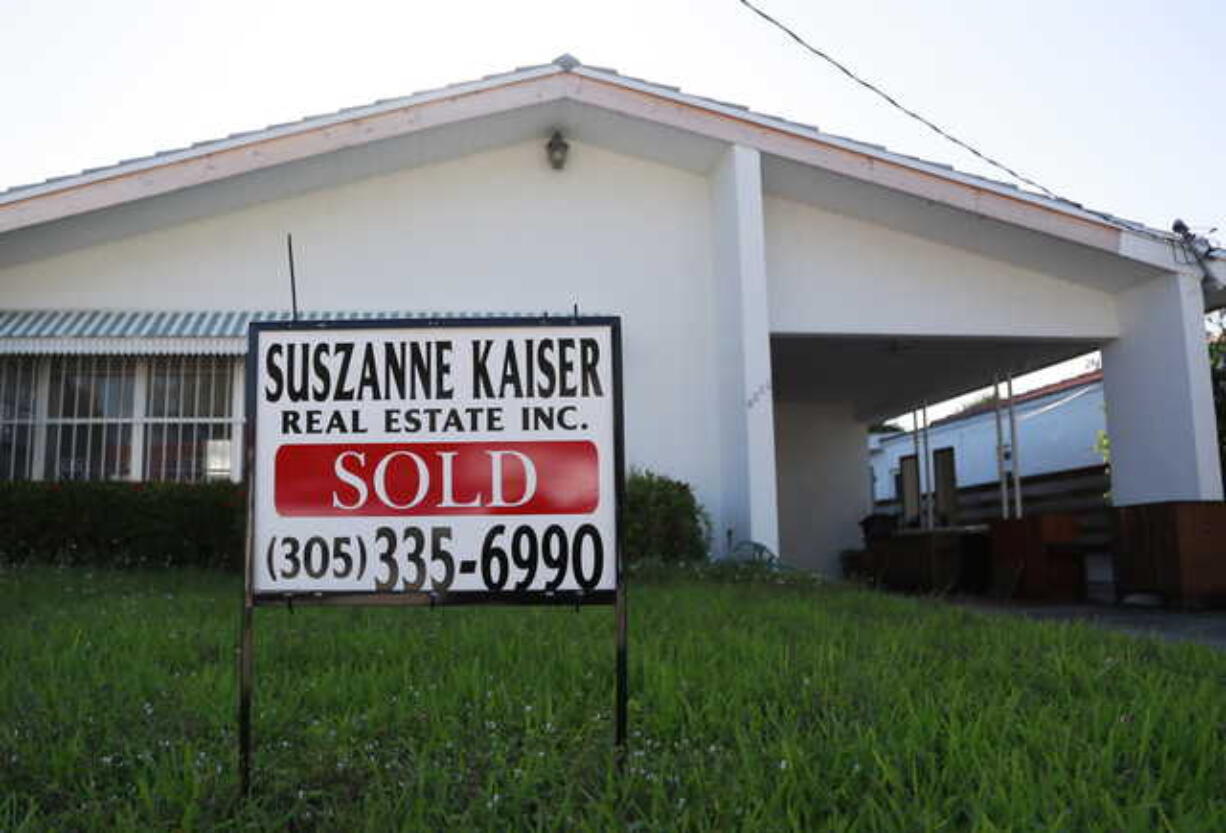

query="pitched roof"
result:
[0,55,1185,262]
[0,60,559,203]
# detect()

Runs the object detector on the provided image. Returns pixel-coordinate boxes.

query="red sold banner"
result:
[274,440,599,517]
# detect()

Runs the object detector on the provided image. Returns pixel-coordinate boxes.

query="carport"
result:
[740,152,1224,575]
[771,334,1102,571]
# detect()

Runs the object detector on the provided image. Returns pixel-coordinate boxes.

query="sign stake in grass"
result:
[238,315,627,796]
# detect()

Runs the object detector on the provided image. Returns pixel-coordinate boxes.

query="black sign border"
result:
[243,315,625,609]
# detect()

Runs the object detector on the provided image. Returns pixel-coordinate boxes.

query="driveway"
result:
[953,599,1226,651]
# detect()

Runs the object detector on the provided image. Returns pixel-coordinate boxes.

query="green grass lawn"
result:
[2,563,1224,832]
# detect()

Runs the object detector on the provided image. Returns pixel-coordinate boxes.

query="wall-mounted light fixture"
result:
[546,131,569,170]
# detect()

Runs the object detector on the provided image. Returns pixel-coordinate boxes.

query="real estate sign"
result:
[247,317,623,603]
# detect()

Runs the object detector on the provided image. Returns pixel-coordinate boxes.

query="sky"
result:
[2,0,1222,418]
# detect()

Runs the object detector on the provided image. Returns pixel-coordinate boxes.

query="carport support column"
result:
[710,144,779,554]
[1102,271,1222,504]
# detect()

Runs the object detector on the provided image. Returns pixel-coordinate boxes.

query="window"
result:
[46,356,138,481]
[0,355,241,482]
[0,357,40,480]
[144,357,236,482]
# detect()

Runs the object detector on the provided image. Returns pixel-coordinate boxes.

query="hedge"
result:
[0,468,711,570]
[0,481,245,570]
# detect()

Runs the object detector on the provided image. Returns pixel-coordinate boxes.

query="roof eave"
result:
[0,63,564,207]
[0,59,1183,275]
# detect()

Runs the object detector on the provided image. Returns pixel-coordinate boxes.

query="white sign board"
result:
[247,317,622,603]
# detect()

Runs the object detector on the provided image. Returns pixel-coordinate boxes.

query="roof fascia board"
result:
[571,68,1143,232]
[1118,230,1216,277]
[0,64,562,207]
[0,65,566,232]
[567,69,1122,254]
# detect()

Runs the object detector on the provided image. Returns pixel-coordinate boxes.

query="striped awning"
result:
[0,309,535,355]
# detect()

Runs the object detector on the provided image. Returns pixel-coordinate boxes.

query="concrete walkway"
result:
[953,599,1226,651]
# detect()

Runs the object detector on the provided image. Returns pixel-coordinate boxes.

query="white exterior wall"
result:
[1103,272,1223,504]
[763,196,1120,339]
[710,146,779,555]
[774,401,870,575]
[0,140,745,545]
[869,381,1106,501]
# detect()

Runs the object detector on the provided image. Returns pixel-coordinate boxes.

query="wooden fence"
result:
[874,464,1115,599]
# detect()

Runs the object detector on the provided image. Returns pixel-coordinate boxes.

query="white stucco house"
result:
[1,56,1222,575]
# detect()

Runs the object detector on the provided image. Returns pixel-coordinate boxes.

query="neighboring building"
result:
[1,56,1222,575]
[870,370,1106,502]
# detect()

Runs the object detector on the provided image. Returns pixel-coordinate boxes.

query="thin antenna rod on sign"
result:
[286,234,300,322]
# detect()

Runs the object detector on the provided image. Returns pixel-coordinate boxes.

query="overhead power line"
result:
[737,0,1061,200]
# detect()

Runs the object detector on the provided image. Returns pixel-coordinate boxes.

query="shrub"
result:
[622,468,709,563]
[0,480,245,570]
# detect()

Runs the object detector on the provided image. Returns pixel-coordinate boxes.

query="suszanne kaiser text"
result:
[262,337,605,403]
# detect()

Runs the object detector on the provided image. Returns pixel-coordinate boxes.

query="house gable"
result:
[0,56,1192,283]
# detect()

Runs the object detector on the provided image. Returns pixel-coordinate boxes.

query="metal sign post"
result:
[237,316,626,795]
